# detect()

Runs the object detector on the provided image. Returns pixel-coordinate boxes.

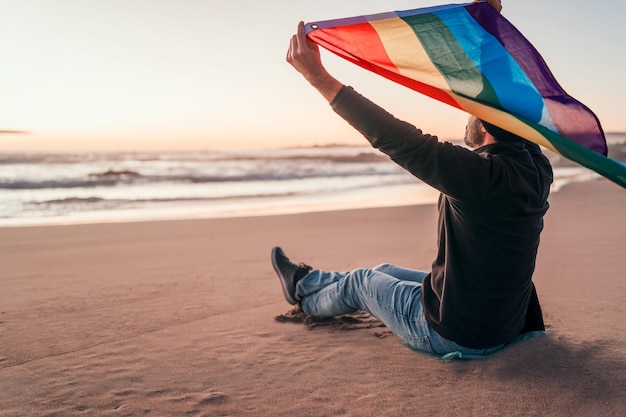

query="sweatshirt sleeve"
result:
[330,85,494,200]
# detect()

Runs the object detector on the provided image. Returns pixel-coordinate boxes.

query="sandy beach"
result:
[0,178,624,417]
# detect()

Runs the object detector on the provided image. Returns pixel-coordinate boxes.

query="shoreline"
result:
[3,138,622,229]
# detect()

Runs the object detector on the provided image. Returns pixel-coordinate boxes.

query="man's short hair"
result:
[480,120,527,143]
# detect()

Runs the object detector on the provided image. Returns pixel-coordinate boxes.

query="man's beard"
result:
[464,119,485,149]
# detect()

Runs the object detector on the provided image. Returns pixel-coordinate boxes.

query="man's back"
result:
[423,142,553,348]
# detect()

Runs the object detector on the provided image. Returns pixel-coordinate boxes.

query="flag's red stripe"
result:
[309,23,461,109]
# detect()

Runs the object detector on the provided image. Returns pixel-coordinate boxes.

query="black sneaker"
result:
[271,247,313,305]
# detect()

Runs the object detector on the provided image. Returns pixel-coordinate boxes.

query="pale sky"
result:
[1,0,624,150]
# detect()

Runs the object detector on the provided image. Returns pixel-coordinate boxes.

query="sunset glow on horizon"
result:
[1,0,624,151]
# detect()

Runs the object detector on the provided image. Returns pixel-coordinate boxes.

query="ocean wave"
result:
[0,147,389,165]
[186,169,403,184]
[87,169,142,179]
[30,192,299,207]
[0,178,118,190]
[34,197,107,205]
[211,152,390,164]
[0,168,407,190]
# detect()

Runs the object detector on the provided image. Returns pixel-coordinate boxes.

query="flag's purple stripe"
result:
[306,3,465,33]
[464,3,607,154]
[464,5,561,97]
[395,3,470,17]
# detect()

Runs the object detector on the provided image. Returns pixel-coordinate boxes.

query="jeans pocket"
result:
[404,335,433,354]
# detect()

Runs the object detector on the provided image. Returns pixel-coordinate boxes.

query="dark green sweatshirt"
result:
[331,86,553,348]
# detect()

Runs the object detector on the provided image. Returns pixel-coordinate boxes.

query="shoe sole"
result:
[271,247,298,305]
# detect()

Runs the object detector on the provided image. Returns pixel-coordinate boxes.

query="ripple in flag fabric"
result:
[306,2,626,188]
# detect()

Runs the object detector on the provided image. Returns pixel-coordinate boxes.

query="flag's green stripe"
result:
[537,124,626,188]
[400,13,500,108]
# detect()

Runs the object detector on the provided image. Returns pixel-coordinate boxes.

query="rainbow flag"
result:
[306,2,626,189]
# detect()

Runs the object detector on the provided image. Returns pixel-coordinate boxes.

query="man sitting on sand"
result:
[272,0,553,357]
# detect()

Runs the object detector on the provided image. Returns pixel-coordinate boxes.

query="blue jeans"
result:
[297,263,503,357]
